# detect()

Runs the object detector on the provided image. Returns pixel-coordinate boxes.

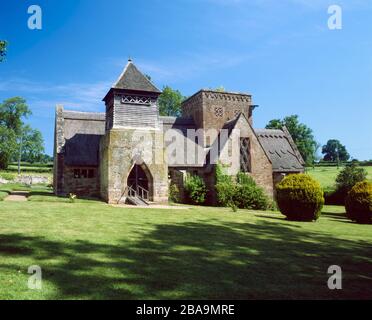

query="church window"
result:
[81,169,88,179]
[240,138,251,172]
[73,168,95,179]
[73,169,81,179]
[214,107,223,118]
[88,169,95,178]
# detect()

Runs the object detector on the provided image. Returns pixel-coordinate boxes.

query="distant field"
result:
[0,162,52,181]
[7,162,52,174]
[306,166,372,190]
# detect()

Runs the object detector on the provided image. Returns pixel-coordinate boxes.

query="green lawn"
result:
[0,198,371,300]
[307,166,372,190]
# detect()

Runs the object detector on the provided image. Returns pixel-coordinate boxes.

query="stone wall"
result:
[100,128,168,204]
[61,166,100,197]
[169,168,187,202]
[53,105,65,194]
[182,90,254,148]
[218,115,274,198]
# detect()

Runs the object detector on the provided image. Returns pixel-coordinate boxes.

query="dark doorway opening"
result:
[127,164,151,200]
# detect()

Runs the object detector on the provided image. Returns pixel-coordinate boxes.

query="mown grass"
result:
[0,183,51,201]
[306,166,372,190]
[27,189,103,204]
[0,196,371,300]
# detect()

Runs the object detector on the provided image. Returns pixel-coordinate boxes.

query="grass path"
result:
[0,201,371,300]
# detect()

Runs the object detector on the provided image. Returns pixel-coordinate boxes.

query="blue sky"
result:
[0,0,371,159]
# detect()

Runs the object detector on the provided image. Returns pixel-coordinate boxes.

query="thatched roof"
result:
[112,60,161,93]
[255,129,304,172]
[62,110,106,167]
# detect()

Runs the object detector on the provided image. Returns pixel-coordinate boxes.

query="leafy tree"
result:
[0,97,32,134]
[158,86,185,117]
[0,126,16,169]
[214,86,226,92]
[0,97,32,169]
[39,154,53,163]
[19,125,45,163]
[322,139,350,162]
[0,40,7,62]
[336,163,367,195]
[266,115,318,165]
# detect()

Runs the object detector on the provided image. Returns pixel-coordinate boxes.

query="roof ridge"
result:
[112,60,161,93]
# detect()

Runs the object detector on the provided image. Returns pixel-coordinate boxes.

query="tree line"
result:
[0,97,49,170]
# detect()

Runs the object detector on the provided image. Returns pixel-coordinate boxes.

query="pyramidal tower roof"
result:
[112,59,161,93]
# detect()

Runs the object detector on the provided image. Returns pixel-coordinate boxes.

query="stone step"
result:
[125,196,149,207]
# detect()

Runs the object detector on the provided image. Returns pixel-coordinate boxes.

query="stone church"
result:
[53,59,304,205]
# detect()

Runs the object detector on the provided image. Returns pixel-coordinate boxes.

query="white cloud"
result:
[111,51,251,85]
[0,78,109,111]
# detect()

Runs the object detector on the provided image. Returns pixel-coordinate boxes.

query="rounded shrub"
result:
[276,174,324,221]
[169,183,180,203]
[185,174,207,205]
[233,183,270,210]
[345,181,372,224]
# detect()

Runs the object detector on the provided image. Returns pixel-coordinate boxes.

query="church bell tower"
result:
[100,59,168,204]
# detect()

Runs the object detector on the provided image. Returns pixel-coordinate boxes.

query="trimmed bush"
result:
[335,163,367,199]
[216,181,236,208]
[324,164,368,205]
[276,174,324,221]
[169,183,180,203]
[215,164,270,211]
[185,174,207,205]
[233,183,270,210]
[345,181,372,224]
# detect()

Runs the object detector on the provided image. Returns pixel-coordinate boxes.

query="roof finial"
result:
[128,56,132,63]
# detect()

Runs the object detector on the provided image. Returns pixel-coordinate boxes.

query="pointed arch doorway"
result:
[127,164,153,201]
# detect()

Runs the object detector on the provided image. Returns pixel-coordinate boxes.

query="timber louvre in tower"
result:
[103,59,162,130]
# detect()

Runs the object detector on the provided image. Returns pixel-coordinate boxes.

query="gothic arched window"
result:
[240,138,251,172]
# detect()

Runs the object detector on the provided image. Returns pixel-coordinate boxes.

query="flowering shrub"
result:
[69,193,77,203]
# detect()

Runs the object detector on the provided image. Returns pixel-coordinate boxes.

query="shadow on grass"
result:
[0,220,371,300]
